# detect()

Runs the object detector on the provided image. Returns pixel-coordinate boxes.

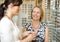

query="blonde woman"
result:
[23,6,49,42]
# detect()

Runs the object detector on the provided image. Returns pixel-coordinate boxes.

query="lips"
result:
[33,15,38,18]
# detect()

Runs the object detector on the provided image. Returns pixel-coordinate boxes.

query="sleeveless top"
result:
[24,22,47,42]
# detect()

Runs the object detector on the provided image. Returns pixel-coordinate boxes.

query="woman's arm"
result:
[45,26,49,42]
[22,27,26,32]
[22,27,28,39]
[20,27,36,42]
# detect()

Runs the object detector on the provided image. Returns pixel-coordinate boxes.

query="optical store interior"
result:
[0,0,60,42]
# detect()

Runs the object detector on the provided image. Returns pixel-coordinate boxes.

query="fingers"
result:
[22,31,34,39]
[23,31,36,36]
[26,31,36,37]
[27,33,36,41]
[30,32,36,39]
[22,31,36,42]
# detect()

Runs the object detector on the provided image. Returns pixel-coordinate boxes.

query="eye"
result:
[37,12,40,14]
[33,11,36,13]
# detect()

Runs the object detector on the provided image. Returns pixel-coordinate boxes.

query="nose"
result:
[33,11,37,15]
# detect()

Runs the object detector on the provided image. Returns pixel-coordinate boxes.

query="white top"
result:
[0,17,20,42]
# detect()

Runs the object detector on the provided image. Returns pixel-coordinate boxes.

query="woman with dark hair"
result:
[0,0,36,42]
[23,6,49,42]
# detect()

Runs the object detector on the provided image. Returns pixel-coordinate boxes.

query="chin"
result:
[33,18,40,21]
[33,19,37,21]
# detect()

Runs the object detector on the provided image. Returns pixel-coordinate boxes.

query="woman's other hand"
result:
[25,31,36,42]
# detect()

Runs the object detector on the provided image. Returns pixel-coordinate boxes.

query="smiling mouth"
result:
[33,16,38,18]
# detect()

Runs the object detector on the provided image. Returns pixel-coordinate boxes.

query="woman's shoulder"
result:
[40,22,47,26]
[0,17,12,33]
[25,22,31,26]
[0,17,10,22]
[40,22,47,29]
[0,17,12,27]
[24,22,31,28]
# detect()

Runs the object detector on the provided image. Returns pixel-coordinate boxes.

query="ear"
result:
[8,3,13,8]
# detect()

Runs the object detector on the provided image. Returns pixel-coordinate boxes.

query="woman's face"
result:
[12,6,20,15]
[32,7,41,21]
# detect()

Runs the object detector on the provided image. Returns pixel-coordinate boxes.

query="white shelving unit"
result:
[17,0,35,33]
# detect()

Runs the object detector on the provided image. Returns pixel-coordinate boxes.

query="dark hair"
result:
[31,6,44,21]
[0,0,22,20]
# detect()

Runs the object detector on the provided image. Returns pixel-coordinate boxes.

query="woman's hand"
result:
[25,31,36,42]
[28,32,36,41]
[22,31,32,39]
[21,31,36,42]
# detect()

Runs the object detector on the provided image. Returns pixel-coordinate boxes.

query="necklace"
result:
[31,22,40,32]
[5,15,13,22]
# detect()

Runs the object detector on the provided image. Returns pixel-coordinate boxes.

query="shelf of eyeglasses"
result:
[50,20,59,22]
[59,6,60,9]
[49,30,57,39]
[56,32,60,41]
[55,38,60,42]
[50,10,55,15]
[50,8,57,11]
[49,28,60,35]
[57,17,60,19]
[49,28,58,31]
[48,21,57,23]
[56,29,60,34]
[57,25,60,27]
[48,23,56,24]
[50,13,58,15]
[46,18,55,21]
[58,10,60,12]
[56,24,60,26]
[49,25,60,41]
[56,27,60,28]
[49,40,57,42]
[51,14,57,16]
[49,33,57,38]
[57,16,60,19]
[45,19,53,21]
[49,36,57,41]
[48,27,57,29]
[51,15,57,17]
[50,3,56,6]
[48,25,56,28]
[55,21,60,23]
[50,17,57,19]
[50,10,56,13]
[47,23,56,26]
[48,24,56,27]
[50,0,56,2]
[57,13,60,15]
[51,4,59,7]
[49,33,60,39]
[56,20,60,23]
[54,24,60,26]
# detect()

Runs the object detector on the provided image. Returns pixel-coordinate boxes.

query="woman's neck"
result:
[32,20,40,25]
[5,8,14,20]
[31,20,40,29]
[31,20,40,32]
[5,12,13,20]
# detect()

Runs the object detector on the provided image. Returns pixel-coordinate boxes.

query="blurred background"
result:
[0,0,60,42]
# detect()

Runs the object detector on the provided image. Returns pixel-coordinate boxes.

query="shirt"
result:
[0,17,20,42]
